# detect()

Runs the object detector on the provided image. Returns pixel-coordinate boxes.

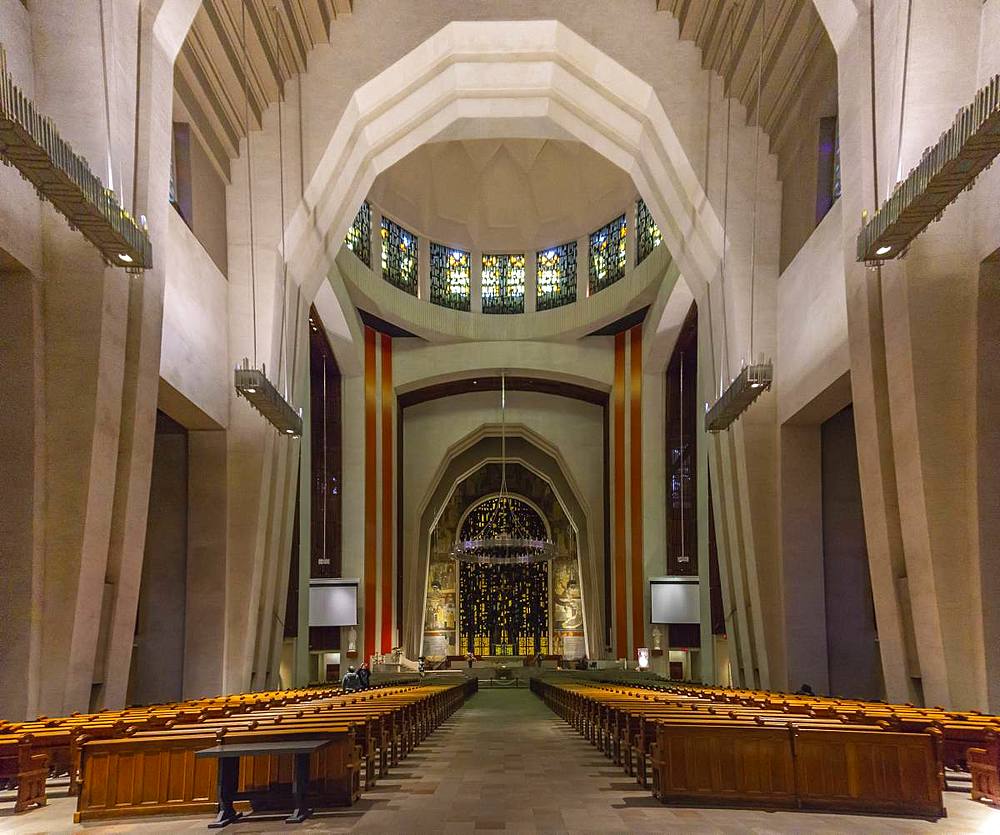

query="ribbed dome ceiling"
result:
[367,139,637,253]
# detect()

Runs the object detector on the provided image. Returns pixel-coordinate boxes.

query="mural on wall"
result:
[422,462,584,658]
[423,542,457,657]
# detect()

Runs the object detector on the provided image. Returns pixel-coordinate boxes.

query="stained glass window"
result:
[636,199,663,266]
[380,215,417,295]
[481,253,525,314]
[429,243,471,311]
[536,241,577,311]
[344,202,371,268]
[589,213,627,294]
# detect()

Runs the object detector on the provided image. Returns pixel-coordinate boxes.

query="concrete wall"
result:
[777,33,839,273]
[160,209,230,429]
[822,405,883,700]
[129,416,188,706]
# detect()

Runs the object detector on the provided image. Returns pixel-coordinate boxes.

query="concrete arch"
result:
[283,19,724,306]
[404,424,604,661]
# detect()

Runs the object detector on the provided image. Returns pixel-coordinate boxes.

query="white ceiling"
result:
[367,139,637,253]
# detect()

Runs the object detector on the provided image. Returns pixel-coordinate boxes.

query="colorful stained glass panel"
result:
[636,199,663,266]
[536,241,577,311]
[430,243,471,311]
[589,213,627,294]
[481,253,525,314]
[380,215,417,295]
[344,202,371,268]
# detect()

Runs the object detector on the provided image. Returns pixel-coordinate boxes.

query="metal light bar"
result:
[0,46,151,269]
[857,74,1000,262]
[234,359,303,437]
[705,361,773,433]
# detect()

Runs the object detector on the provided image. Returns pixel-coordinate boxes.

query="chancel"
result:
[1,1,999,832]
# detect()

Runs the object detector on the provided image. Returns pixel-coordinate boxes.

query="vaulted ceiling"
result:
[369,139,636,253]
[174,0,352,176]
[176,1,831,181]
[660,0,832,155]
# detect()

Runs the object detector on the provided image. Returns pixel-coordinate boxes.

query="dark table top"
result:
[195,739,330,758]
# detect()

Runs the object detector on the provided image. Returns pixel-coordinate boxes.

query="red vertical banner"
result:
[380,333,394,653]
[629,325,645,657]
[363,327,378,659]
[613,331,627,660]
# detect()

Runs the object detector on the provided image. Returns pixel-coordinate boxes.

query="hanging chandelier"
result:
[449,375,557,565]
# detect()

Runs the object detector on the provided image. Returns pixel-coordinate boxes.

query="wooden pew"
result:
[533,678,947,819]
[0,735,48,813]
[969,732,1000,806]
[72,679,474,823]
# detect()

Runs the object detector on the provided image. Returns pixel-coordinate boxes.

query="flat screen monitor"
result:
[308,579,359,627]
[650,577,700,624]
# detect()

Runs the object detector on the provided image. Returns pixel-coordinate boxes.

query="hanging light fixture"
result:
[232,1,302,438]
[449,375,558,565]
[705,1,772,433]
[0,46,151,268]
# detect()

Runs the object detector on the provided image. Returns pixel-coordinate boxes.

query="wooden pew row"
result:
[0,680,423,813]
[531,678,946,819]
[596,678,1000,777]
[73,679,476,823]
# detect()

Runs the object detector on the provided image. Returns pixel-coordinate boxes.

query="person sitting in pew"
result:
[342,667,362,692]
[794,683,816,696]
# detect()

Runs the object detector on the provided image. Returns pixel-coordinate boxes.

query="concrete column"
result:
[0,268,45,720]
[418,235,430,301]
[977,256,1000,712]
[30,0,136,715]
[524,250,537,313]
[576,235,588,300]
[820,0,990,708]
[471,248,483,313]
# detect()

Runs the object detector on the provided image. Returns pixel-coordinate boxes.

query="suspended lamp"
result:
[704,2,773,433]
[232,2,301,437]
[858,75,1000,263]
[0,47,151,268]
[449,375,557,565]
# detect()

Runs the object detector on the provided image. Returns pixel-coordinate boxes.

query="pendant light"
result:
[233,0,302,437]
[449,375,557,565]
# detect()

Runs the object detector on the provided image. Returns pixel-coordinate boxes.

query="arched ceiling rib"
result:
[661,0,832,156]
[175,0,353,176]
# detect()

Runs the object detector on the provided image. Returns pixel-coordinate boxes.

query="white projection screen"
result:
[650,577,700,624]
[308,580,359,626]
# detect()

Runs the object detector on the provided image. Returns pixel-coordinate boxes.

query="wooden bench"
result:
[969,731,999,806]
[0,735,48,813]
[533,678,946,819]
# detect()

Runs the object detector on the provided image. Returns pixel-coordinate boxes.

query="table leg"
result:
[208,756,242,828]
[285,752,312,824]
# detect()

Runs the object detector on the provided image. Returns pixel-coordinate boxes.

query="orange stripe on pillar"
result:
[380,333,394,654]
[629,325,645,657]
[613,331,627,660]
[363,327,378,660]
